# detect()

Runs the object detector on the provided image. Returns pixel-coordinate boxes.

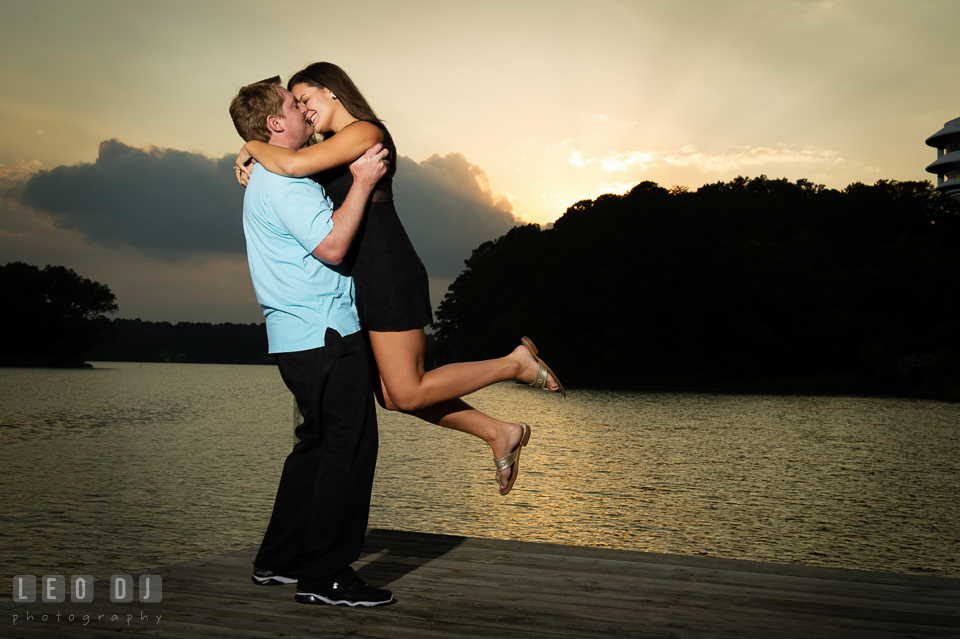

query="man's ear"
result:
[266,114,284,133]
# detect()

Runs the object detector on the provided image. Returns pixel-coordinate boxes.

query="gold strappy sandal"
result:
[494,424,531,496]
[521,336,566,398]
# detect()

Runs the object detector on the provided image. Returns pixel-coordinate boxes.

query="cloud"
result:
[388,153,520,278]
[0,160,43,190]
[9,139,520,280]
[16,139,244,259]
[569,145,843,175]
[662,146,843,172]
[0,186,261,323]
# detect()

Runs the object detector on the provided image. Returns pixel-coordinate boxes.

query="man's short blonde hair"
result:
[229,76,284,143]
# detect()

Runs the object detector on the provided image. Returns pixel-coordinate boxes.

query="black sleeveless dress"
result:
[314,122,433,331]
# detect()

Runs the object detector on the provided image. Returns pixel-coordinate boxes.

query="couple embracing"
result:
[228,63,564,607]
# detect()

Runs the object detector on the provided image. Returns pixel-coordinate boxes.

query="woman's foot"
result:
[511,342,563,393]
[490,421,525,491]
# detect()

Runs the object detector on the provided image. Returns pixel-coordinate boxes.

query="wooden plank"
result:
[357,560,940,610]
[363,528,960,589]
[144,554,956,630]
[14,540,950,639]
[1,528,956,639]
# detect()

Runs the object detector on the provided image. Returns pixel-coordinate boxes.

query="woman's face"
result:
[291,82,336,134]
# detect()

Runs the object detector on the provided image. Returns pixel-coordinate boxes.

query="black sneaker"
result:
[295,578,395,607]
[251,566,299,586]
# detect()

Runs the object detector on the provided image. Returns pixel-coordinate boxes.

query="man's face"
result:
[275,87,312,147]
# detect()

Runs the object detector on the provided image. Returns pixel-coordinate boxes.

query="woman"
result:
[236,63,563,495]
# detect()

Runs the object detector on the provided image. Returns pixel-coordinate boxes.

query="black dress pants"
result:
[254,328,377,591]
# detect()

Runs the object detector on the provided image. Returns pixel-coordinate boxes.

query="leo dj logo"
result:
[13,575,162,603]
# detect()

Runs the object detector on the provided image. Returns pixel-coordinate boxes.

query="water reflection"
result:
[0,363,957,588]
[375,386,960,577]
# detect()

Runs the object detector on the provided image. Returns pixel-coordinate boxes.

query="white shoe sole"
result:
[252,574,298,585]
[295,592,394,607]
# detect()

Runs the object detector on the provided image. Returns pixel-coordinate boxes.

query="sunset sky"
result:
[1,0,958,324]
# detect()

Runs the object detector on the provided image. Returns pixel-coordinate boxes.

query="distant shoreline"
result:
[0,357,92,369]
[8,357,954,402]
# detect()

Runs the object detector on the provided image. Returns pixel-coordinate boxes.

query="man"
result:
[229,78,393,607]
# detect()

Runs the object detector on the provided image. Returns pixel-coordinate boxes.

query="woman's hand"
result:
[234,145,256,187]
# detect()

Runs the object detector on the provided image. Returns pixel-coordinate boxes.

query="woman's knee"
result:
[377,388,402,412]
[387,388,428,413]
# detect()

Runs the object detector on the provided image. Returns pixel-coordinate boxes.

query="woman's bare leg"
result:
[408,397,524,490]
[367,328,559,413]
[368,329,527,490]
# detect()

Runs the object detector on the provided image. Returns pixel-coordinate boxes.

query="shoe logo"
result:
[332,582,339,590]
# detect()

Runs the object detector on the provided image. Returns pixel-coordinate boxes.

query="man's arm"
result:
[311,144,389,265]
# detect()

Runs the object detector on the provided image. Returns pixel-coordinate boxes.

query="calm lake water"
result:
[1,362,958,592]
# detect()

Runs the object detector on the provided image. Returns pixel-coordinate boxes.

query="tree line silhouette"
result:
[6,176,959,399]
[0,262,271,366]
[85,318,271,365]
[0,262,118,367]
[434,177,960,400]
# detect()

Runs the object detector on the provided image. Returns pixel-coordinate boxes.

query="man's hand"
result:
[311,143,390,265]
[235,145,256,187]
[349,143,389,189]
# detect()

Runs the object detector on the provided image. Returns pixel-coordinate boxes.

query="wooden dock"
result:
[2,528,958,638]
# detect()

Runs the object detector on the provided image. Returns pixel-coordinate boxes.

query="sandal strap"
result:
[530,361,548,389]
[493,449,519,472]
